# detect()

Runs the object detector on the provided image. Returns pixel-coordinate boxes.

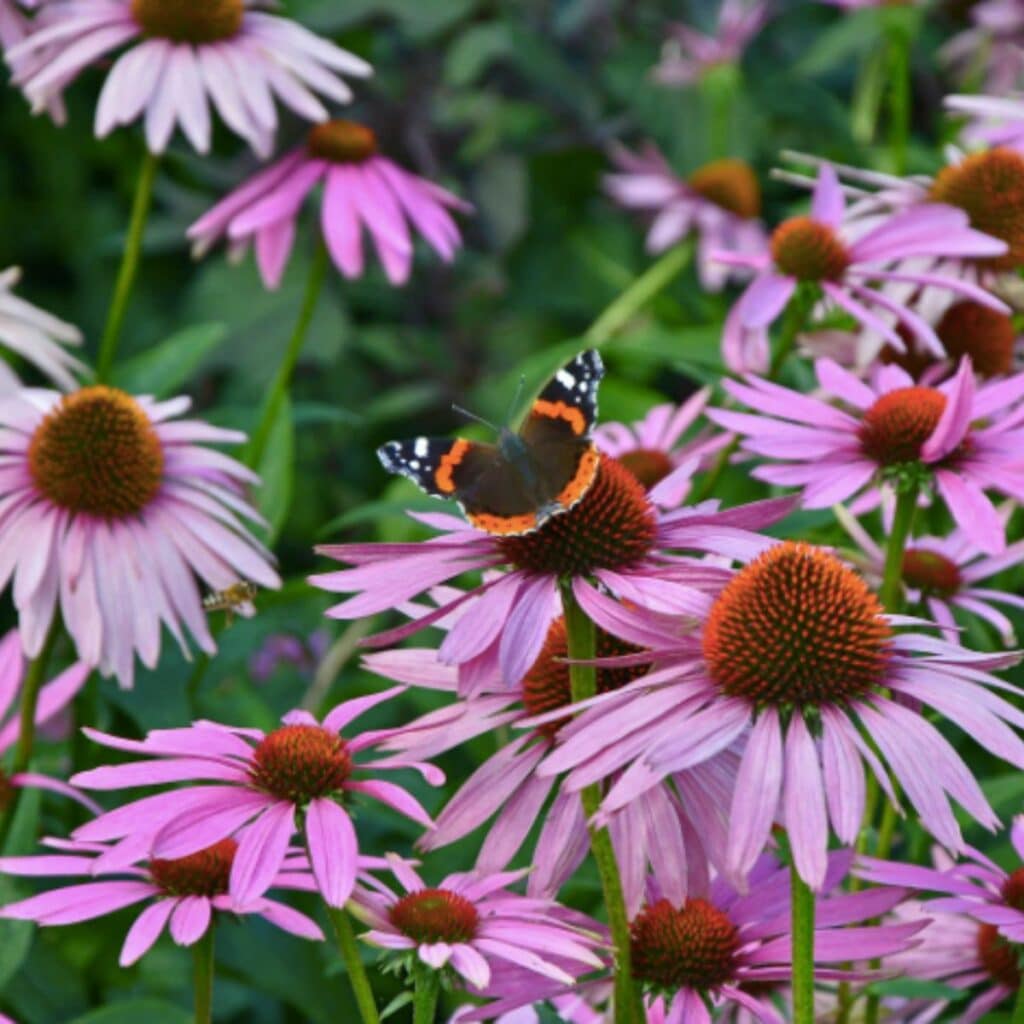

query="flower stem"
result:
[412,963,440,1024]
[791,861,816,1024]
[244,242,329,470]
[879,483,919,613]
[96,150,160,384]
[584,240,693,346]
[1013,981,1024,1024]
[885,17,912,176]
[192,924,215,1024]
[326,905,380,1024]
[560,581,643,1024]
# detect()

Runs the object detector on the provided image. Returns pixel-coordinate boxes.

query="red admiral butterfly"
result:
[378,350,604,536]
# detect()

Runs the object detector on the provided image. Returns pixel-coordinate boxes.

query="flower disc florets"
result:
[131,0,244,43]
[702,543,892,708]
[630,898,740,992]
[901,549,962,597]
[307,121,378,165]
[497,455,657,576]
[770,216,850,281]
[388,888,480,944]
[937,301,1016,378]
[978,923,1021,988]
[27,386,164,519]
[149,839,237,897]
[249,725,352,803]
[858,387,947,466]
[688,159,762,220]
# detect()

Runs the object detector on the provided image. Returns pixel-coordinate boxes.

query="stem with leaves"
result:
[412,963,440,1024]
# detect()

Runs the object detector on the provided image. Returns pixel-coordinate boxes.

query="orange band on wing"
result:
[554,445,600,510]
[468,511,538,535]
[435,439,471,494]
[532,399,587,436]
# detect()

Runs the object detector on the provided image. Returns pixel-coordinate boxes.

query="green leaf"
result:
[257,393,295,544]
[112,322,228,397]
[445,24,512,86]
[866,978,970,1002]
[67,1000,192,1024]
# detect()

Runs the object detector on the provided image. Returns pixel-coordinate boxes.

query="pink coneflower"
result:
[311,452,791,689]
[187,119,470,289]
[538,541,1024,890]
[0,267,84,393]
[354,854,605,991]
[944,0,1024,93]
[0,1,64,123]
[946,94,1024,152]
[651,0,769,86]
[604,143,767,292]
[0,836,325,965]
[7,0,371,155]
[708,356,1024,554]
[714,163,1008,374]
[68,689,439,910]
[0,385,280,686]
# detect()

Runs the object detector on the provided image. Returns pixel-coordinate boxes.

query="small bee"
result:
[203,581,259,626]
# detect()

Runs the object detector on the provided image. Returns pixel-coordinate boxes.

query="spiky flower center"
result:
[858,387,947,466]
[149,839,237,897]
[307,121,378,165]
[618,448,676,490]
[901,548,961,597]
[249,725,352,803]
[631,898,739,992]
[28,387,164,519]
[702,542,892,708]
[930,149,1024,271]
[770,216,850,281]
[498,455,657,577]
[521,617,648,738]
[688,159,761,220]
[131,0,244,43]
[388,888,480,944]
[937,301,1016,378]
[978,923,1021,988]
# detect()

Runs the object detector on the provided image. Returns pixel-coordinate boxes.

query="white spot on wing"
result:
[556,369,576,389]
[414,438,428,458]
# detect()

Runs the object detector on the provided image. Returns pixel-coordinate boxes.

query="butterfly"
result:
[377,350,604,536]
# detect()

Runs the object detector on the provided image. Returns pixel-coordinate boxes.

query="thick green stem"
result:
[879,483,919,613]
[412,964,440,1024]
[192,925,215,1024]
[791,862,816,1024]
[326,905,380,1024]
[584,241,693,346]
[244,243,329,469]
[885,21,912,176]
[560,582,643,1024]
[96,150,159,384]
[1013,981,1024,1024]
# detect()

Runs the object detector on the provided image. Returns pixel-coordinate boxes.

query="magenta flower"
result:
[68,688,439,910]
[714,163,1008,374]
[539,541,1024,890]
[709,356,1024,554]
[188,119,470,289]
[0,385,279,686]
[7,0,371,155]
[604,143,766,292]
[0,836,325,965]
[651,0,769,86]
[354,854,605,991]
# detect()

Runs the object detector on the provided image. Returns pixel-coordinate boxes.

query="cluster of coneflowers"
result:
[0,0,1023,1023]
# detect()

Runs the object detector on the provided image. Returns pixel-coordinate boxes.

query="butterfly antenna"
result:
[452,403,499,433]
[505,374,527,426]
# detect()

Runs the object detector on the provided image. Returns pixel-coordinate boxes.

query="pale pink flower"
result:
[7,0,371,155]
[947,93,1024,152]
[188,119,470,289]
[0,1,64,123]
[0,385,279,687]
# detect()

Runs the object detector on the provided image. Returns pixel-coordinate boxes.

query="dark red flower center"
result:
[858,387,947,466]
[703,542,892,708]
[132,0,244,43]
[631,898,740,992]
[930,149,1024,272]
[937,301,1016,378]
[1003,868,1024,912]
[688,159,762,220]
[307,121,378,165]
[149,839,237,897]
[901,548,962,597]
[770,216,850,282]
[249,725,352,803]
[28,386,164,519]
[618,448,676,490]
[978,923,1021,988]
[497,455,657,577]
[388,888,480,944]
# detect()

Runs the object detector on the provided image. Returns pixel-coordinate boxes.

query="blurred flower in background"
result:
[944,0,1024,93]
[250,628,329,683]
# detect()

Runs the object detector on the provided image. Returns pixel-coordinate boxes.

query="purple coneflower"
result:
[714,163,1008,373]
[68,688,438,909]
[538,541,1024,890]
[708,356,1024,554]
[604,143,767,292]
[0,385,279,686]
[944,0,1024,94]
[7,0,371,155]
[188,119,470,288]
[946,94,1024,152]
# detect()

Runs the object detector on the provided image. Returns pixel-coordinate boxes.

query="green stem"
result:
[412,964,440,1024]
[96,150,159,384]
[1013,981,1024,1024]
[791,862,816,1024]
[192,925,215,1024]
[885,21,912,176]
[326,905,380,1024]
[560,582,642,1024]
[584,241,693,347]
[878,483,919,613]
[244,243,329,470]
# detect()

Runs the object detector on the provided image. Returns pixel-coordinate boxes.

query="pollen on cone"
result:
[389,888,480,944]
